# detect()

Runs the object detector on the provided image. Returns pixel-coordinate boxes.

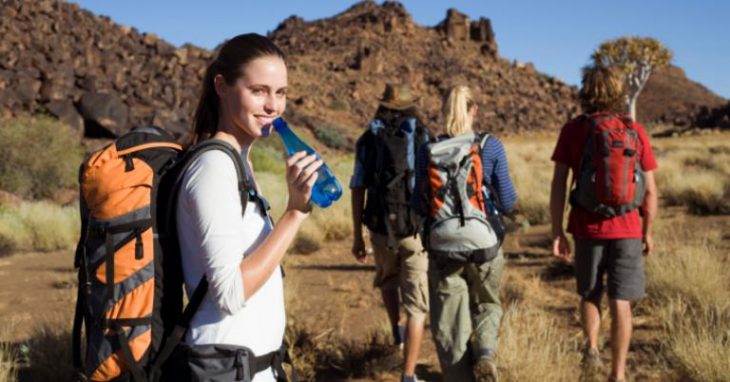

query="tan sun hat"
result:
[378,83,420,110]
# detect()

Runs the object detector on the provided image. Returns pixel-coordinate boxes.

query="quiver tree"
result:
[591,37,673,121]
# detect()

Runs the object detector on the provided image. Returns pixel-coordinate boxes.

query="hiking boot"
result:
[579,348,605,382]
[473,356,499,382]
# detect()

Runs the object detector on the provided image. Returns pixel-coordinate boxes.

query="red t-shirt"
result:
[551,112,658,239]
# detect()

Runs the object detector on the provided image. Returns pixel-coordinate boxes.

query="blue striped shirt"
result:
[412,135,517,214]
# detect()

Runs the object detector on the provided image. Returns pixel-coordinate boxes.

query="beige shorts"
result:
[370,232,429,319]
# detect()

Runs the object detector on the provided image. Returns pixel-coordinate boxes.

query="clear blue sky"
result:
[69,0,729,98]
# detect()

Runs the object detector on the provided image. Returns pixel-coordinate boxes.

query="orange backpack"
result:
[73,127,249,381]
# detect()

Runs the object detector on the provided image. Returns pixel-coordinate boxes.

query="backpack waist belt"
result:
[428,245,499,264]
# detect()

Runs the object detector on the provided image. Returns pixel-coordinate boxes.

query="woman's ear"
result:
[470,104,479,118]
[213,74,227,97]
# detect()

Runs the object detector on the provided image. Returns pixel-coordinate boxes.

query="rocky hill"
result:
[637,65,726,126]
[0,0,725,147]
[270,2,578,140]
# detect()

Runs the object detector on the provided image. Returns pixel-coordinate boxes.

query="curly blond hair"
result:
[578,66,625,113]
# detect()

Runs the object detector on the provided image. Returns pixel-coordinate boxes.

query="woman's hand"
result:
[285,151,322,213]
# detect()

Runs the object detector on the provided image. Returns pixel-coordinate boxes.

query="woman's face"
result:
[216,55,287,139]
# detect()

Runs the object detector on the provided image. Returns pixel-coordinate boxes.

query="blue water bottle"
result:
[272,117,343,208]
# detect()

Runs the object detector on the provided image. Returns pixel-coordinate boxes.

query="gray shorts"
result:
[574,238,645,301]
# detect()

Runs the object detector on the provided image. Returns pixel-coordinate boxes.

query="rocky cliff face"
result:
[0,0,212,140]
[0,0,724,147]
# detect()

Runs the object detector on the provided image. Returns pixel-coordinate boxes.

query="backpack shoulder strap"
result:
[188,140,251,215]
[148,276,208,381]
[149,140,253,380]
[477,132,490,150]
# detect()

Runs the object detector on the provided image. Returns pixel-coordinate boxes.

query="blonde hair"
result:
[578,66,626,113]
[444,85,475,137]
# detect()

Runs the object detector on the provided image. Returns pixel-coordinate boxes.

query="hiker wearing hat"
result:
[550,66,658,382]
[350,83,432,382]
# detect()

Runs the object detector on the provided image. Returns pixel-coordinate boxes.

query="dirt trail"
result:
[0,222,690,381]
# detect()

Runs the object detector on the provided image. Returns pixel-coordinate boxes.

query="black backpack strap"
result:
[71,269,86,378]
[72,165,92,377]
[148,276,209,380]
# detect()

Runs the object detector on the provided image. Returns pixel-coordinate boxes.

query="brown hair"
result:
[578,66,626,114]
[190,33,285,145]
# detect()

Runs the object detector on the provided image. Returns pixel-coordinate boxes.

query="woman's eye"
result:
[251,88,266,95]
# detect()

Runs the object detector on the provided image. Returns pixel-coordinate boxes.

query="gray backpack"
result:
[424,132,500,264]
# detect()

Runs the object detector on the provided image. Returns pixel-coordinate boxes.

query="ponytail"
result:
[191,63,219,145]
[444,85,475,137]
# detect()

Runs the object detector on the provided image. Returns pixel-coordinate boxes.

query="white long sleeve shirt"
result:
[176,146,284,381]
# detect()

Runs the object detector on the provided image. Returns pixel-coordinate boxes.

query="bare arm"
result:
[351,187,367,262]
[239,151,321,299]
[640,170,658,255]
[351,187,365,241]
[550,163,571,261]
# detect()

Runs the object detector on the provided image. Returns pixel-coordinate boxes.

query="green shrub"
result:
[0,116,85,200]
[329,99,350,112]
[0,201,79,255]
[315,126,348,150]
[250,138,286,175]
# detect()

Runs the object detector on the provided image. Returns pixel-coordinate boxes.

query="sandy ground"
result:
[2,213,728,381]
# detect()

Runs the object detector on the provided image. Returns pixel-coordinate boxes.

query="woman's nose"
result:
[263,94,276,113]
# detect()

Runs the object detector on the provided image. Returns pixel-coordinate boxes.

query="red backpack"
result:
[570,113,647,217]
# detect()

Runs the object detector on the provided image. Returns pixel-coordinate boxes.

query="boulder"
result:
[78,92,129,136]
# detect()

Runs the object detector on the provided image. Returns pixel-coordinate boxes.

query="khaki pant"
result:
[370,232,429,319]
[428,249,505,382]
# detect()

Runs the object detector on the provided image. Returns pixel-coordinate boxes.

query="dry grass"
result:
[257,154,354,254]
[654,138,730,214]
[283,263,399,381]
[0,324,18,382]
[0,201,79,255]
[503,140,554,225]
[655,301,730,382]
[646,228,729,307]
[644,219,730,382]
[498,302,579,382]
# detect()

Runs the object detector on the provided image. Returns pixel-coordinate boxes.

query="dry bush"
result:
[503,141,553,225]
[19,320,75,382]
[655,300,730,382]
[0,116,84,200]
[646,226,730,307]
[0,201,79,255]
[498,302,579,382]
[502,268,544,305]
[0,324,18,382]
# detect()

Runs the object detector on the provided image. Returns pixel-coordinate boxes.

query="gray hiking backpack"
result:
[424,132,500,264]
